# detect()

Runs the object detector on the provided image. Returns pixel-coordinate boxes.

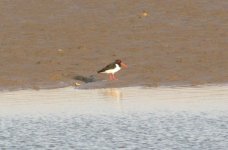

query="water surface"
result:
[0,85,228,149]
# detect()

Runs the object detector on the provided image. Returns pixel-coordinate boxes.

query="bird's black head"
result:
[115,59,128,68]
[115,59,122,66]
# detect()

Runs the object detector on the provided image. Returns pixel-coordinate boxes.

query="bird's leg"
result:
[111,74,115,80]
[113,74,118,80]
[109,74,113,80]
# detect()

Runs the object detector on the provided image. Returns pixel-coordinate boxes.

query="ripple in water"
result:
[0,85,227,149]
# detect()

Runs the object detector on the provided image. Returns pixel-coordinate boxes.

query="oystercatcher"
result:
[97,59,128,80]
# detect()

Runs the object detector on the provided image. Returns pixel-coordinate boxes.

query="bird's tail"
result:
[97,69,104,73]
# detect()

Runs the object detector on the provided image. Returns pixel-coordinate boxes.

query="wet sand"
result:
[0,0,227,90]
[1,85,228,116]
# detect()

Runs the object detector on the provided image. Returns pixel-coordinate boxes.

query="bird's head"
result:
[115,59,128,68]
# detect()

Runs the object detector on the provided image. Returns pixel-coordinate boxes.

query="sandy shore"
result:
[0,0,227,90]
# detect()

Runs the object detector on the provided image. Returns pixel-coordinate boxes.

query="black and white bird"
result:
[97,59,128,80]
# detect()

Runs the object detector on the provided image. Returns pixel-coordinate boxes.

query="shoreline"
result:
[0,80,227,92]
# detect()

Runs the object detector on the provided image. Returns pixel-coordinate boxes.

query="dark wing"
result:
[97,62,116,73]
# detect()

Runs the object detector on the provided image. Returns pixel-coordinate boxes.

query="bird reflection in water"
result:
[102,88,122,101]
[101,88,123,112]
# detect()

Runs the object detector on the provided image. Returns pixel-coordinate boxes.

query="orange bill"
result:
[121,62,128,68]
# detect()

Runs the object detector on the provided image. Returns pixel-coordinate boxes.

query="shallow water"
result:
[0,85,228,149]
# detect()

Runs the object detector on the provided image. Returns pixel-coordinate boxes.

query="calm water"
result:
[0,85,228,149]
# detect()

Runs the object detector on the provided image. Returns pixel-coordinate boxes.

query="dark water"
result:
[0,86,227,149]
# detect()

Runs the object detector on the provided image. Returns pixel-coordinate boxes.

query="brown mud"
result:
[0,0,227,90]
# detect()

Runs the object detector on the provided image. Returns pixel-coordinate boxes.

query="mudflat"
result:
[0,0,227,90]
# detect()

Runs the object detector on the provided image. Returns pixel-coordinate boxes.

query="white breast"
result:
[105,64,121,74]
